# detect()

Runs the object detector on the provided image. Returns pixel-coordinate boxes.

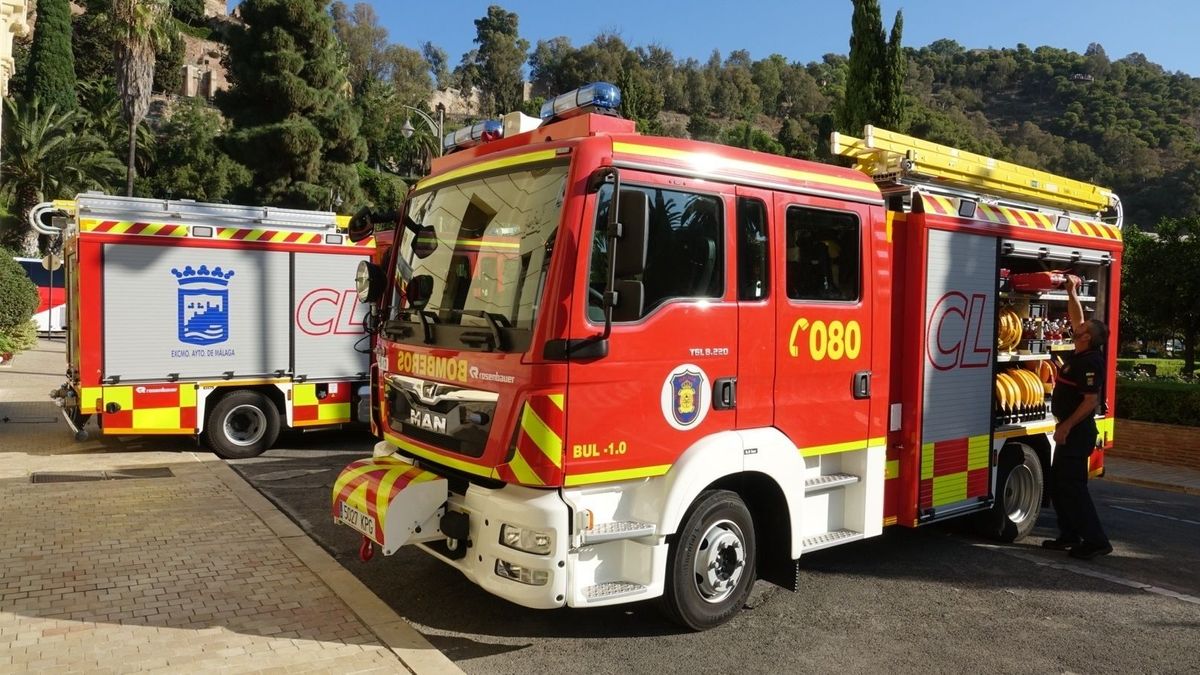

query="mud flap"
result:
[332,456,448,555]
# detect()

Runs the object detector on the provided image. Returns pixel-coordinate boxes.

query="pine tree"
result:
[25,0,77,111]
[839,0,884,133]
[879,10,907,130]
[839,1,905,133]
[217,0,365,211]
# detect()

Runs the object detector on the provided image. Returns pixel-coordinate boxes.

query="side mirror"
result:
[355,260,386,304]
[406,274,434,309]
[347,206,375,243]
[614,189,649,277]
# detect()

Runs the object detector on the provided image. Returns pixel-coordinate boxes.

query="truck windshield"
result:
[389,162,568,350]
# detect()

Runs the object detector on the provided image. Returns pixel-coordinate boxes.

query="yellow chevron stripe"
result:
[564,464,673,487]
[521,404,562,469]
[373,466,412,526]
[507,451,544,486]
[933,195,955,215]
[548,393,564,410]
[798,436,886,458]
[383,431,494,478]
[217,228,237,240]
[333,457,404,498]
[998,207,1021,226]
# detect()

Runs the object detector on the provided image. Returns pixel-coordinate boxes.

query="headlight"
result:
[495,559,550,586]
[499,523,553,555]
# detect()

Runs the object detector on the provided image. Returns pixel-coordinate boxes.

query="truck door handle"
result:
[713,377,737,410]
[852,371,871,400]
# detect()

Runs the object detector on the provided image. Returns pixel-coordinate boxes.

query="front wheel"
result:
[662,490,757,631]
[203,390,280,459]
[976,443,1043,542]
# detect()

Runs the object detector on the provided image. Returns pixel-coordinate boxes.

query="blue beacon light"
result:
[442,119,504,154]
[539,82,622,121]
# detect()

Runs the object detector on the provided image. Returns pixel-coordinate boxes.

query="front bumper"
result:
[332,442,571,609]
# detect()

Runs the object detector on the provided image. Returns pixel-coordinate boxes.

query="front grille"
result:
[385,379,495,459]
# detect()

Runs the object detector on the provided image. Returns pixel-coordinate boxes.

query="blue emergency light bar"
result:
[539,82,622,121]
[442,119,504,154]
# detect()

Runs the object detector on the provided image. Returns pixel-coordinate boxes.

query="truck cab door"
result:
[562,173,739,485]
[774,195,876,457]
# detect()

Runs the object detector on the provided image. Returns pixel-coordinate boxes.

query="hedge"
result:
[1116,378,1200,427]
[1117,358,1185,377]
[0,250,38,328]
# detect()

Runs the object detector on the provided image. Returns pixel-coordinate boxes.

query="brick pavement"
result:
[0,341,459,674]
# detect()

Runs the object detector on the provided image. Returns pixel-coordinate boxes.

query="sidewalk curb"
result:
[195,453,463,675]
[1103,473,1200,497]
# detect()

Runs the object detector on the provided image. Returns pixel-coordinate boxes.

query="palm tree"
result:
[1,98,123,253]
[113,0,171,196]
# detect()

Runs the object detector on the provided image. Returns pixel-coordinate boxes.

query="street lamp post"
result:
[400,103,446,157]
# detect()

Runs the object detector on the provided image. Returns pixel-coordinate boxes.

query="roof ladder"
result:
[831,125,1121,226]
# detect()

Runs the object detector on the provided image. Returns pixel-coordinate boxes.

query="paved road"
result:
[230,433,1200,675]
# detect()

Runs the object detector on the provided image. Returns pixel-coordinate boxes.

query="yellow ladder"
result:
[831,125,1116,215]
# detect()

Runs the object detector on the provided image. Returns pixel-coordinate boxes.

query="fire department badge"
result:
[172,264,234,346]
[661,364,710,431]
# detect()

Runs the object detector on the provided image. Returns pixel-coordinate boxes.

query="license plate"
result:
[339,500,377,539]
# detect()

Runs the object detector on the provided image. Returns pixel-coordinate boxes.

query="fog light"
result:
[500,524,553,555]
[495,559,550,586]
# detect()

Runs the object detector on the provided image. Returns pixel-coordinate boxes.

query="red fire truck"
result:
[333,83,1122,629]
[33,194,377,458]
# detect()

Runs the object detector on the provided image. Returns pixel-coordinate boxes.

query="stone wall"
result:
[1108,420,1200,470]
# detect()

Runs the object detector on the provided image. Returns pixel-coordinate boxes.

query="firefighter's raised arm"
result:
[1065,274,1086,336]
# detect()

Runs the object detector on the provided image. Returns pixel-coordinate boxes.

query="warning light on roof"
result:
[442,119,504,154]
[539,82,622,121]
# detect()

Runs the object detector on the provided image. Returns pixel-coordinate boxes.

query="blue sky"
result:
[352,0,1199,76]
[225,1,1199,75]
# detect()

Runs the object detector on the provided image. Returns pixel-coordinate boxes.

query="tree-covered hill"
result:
[525,33,1200,230]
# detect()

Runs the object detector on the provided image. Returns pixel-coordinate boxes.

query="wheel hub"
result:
[692,519,746,604]
[224,404,266,447]
[1003,462,1037,523]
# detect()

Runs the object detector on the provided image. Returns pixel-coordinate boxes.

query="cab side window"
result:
[737,197,769,301]
[785,206,860,302]
[589,184,724,321]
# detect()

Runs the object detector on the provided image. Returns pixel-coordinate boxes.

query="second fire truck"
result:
[333,83,1122,629]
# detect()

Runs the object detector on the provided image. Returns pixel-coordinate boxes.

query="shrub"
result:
[1116,378,1200,427]
[0,319,37,357]
[0,250,39,329]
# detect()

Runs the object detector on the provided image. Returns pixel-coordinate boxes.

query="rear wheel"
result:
[662,490,757,631]
[976,443,1043,542]
[203,390,280,459]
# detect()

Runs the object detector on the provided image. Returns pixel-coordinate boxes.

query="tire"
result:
[976,443,1043,542]
[203,390,280,459]
[662,490,757,631]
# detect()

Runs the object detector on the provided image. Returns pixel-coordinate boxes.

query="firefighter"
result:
[1042,275,1113,560]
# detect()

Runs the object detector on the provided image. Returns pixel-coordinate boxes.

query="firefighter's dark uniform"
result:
[1049,347,1110,547]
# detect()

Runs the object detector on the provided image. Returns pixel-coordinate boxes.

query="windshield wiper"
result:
[452,310,510,352]
[385,310,438,345]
